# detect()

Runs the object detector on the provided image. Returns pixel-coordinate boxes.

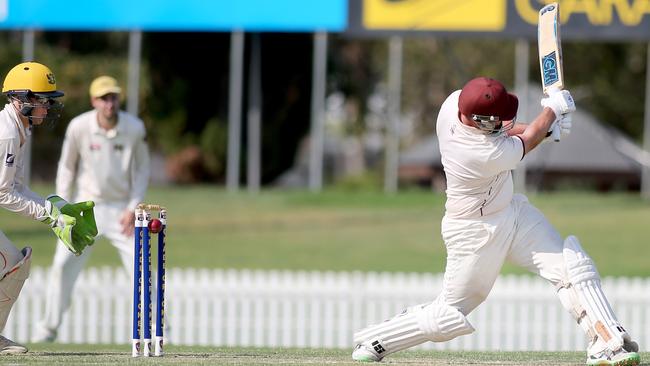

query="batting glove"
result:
[551,113,572,136]
[543,113,572,143]
[541,89,576,118]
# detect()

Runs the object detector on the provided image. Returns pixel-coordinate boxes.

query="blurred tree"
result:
[0,31,145,181]
[143,32,313,184]
[330,37,646,143]
[0,31,645,183]
[328,38,385,135]
[563,42,647,141]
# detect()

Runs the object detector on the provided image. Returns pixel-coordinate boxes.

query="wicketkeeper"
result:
[0,62,98,354]
[352,77,640,366]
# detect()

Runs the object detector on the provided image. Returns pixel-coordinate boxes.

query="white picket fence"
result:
[5,267,650,351]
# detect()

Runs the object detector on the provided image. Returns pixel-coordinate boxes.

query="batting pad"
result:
[354,300,474,358]
[353,306,427,358]
[0,247,31,330]
[563,236,627,351]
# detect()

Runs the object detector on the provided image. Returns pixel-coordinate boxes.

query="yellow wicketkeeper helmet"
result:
[2,61,64,98]
[2,61,64,126]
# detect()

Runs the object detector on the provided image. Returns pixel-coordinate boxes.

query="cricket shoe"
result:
[586,348,640,366]
[623,338,639,353]
[0,335,27,354]
[352,342,383,362]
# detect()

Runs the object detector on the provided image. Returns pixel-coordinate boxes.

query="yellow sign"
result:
[516,0,650,26]
[363,0,508,31]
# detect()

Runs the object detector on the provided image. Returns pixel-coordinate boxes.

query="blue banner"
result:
[0,0,347,31]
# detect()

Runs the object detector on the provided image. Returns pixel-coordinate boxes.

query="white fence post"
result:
[8,267,650,352]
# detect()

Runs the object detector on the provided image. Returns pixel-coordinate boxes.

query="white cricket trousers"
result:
[0,230,27,331]
[0,231,24,279]
[439,194,567,315]
[39,202,134,332]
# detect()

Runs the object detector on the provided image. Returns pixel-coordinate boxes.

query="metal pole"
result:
[22,30,35,185]
[513,38,529,193]
[227,31,244,192]
[641,42,650,200]
[384,36,402,194]
[22,30,35,60]
[247,34,261,194]
[309,32,328,192]
[127,30,142,116]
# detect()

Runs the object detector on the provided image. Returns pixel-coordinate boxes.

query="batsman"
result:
[352,77,640,366]
[0,62,98,354]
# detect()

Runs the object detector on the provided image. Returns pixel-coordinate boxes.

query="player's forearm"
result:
[0,187,47,221]
[517,108,556,154]
[507,123,529,136]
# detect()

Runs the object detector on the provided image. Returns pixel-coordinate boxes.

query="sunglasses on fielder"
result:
[471,114,516,135]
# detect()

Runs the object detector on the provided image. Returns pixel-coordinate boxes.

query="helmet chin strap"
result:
[11,100,34,133]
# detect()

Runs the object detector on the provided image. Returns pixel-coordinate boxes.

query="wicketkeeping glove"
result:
[42,195,98,255]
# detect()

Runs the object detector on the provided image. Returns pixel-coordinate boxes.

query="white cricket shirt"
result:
[0,104,48,220]
[436,91,524,218]
[56,110,150,209]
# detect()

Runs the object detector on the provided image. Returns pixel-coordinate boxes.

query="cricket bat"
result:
[538,2,563,141]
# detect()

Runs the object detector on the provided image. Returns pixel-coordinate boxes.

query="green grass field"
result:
[2,185,649,276]
[13,344,649,365]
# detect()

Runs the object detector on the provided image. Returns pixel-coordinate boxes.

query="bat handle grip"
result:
[552,123,561,142]
[546,87,562,142]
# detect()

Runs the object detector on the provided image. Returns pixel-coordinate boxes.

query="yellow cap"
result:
[89,76,121,98]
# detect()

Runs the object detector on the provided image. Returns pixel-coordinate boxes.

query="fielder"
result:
[33,76,150,342]
[352,77,640,366]
[0,61,97,354]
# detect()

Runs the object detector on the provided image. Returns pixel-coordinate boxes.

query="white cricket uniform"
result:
[436,91,566,315]
[0,104,48,221]
[39,110,150,333]
[0,104,44,330]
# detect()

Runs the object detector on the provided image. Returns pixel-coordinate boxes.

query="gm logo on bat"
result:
[540,4,556,16]
[542,51,559,86]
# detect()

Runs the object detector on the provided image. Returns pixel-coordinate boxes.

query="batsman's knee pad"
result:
[0,247,32,329]
[563,236,630,352]
[416,299,475,342]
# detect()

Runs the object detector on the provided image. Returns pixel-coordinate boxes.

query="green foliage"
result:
[331,36,647,143]
[331,171,383,192]
[150,109,192,154]
[400,38,516,136]
[562,42,646,141]
[0,32,152,180]
[199,118,228,177]
[0,32,646,185]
